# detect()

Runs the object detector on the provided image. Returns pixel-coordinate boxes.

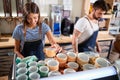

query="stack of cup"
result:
[66,62,79,71]
[48,71,61,77]
[77,53,89,67]
[56,53,67,68]
[63,68,76,74]
[66,52,77,62]
[44,47,56,57]
[82,63,96,71]
[95,57,109,68]
[47,59,59,71]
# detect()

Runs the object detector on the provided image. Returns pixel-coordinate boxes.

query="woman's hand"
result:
[51,44,62,53]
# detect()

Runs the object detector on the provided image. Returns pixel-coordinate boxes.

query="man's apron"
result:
[78,31,98,52]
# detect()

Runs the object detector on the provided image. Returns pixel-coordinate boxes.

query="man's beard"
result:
[93,12,100,20]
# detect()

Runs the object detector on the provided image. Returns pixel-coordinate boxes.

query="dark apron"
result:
[78,30,98,52]
[21,39,45,60]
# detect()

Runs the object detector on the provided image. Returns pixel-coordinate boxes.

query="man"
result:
[72,0,109,53]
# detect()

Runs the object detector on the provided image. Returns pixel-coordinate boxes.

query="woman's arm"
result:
[14,39,24,58]
[46,30,62,52]
[72,29,81,53]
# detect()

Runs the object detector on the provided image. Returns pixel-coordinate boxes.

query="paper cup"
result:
[82,64,96,71]
[16,74,28,80]
[39,66,49,77]
[66,52,77,62]
[77,53,89,66]
[29,72,40,80]
[48,71,61,77]
[47,59,59,71]
[95,57,109,68]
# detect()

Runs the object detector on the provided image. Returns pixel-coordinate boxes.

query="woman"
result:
[12,2,62,60]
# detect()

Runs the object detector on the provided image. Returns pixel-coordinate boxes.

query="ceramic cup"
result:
[47,59,59,71]
[67,62,79,71]
[56,53,67,68]
[66,52,77,62]
[17,67,27,75]
[28,66,38,73]
[37,60,46,67]
[29,72,40,80]
[17,62,27,69]
[28,61,37,67]
[95,57,109,68]
[63,68,76,74]
[39,66,49,77]
[77,53,89,66]
[16,74,28,80]
[44,47,56,57]
[48,71,61,77]
[82,63,96,71]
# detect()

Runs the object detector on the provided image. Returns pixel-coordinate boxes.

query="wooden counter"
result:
[0,32,115,49]
[0,35,72,48]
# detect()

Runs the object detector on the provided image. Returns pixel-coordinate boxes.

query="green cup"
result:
[39,66,49,77]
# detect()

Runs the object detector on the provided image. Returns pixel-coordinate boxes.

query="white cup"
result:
[16,74,28,80]
[28,66,38,73]
[67,62,79,71]
[29,72,40,80]
[47,59,59,71]
[17,67,27,75]
[95,57,109,68]
[82,64,96,71]
[48,71,61,77]
[66,52,77,62]
[77,53,89,66]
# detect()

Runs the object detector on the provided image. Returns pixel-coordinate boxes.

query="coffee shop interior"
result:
[0,0,120,80]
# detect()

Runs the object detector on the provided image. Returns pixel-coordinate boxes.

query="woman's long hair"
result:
[22,2,42,37]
